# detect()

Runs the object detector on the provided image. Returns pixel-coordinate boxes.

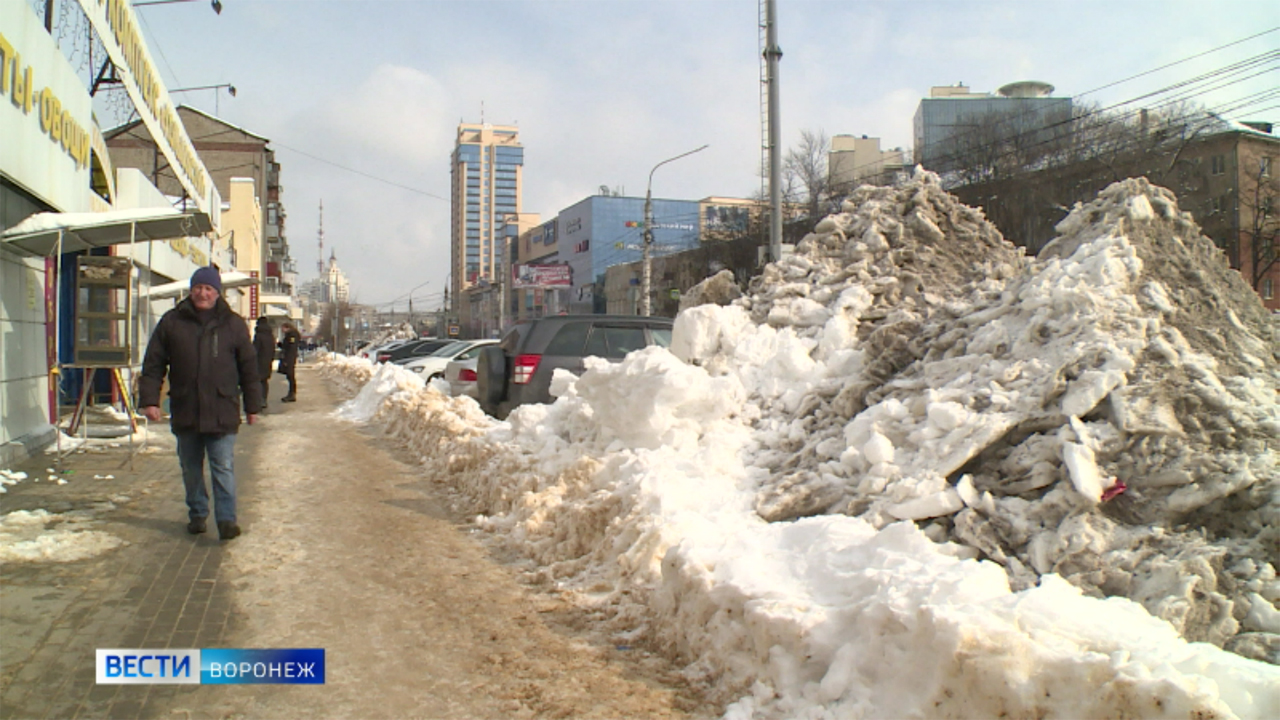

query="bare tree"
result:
[784,129,832,218]
[1241,156,1280,291]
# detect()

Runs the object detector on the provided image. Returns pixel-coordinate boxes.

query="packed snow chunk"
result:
[335,360,424,423]
[0,509,125,563]
[678,268,742,311]
[926,400,968,431]
[861,431,895,466]
[886,486,964,520]
[1244,593,1280,634]
[766,296,829,328]
[573,346,744,450]
[1062,441,1111,503]
[1060,357,1134,418]
[670,303,751,366]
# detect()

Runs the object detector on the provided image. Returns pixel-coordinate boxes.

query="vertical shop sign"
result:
[249,270,259,319]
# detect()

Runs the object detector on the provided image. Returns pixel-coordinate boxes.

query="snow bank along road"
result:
[322,172,1279,720]
[185,367,714,719]
[0,368,713,720]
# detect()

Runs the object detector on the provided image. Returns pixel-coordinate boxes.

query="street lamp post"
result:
[642,144,708,316]
[134,0,224,13]
[169,83,236,114]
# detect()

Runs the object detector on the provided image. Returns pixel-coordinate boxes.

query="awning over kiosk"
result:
[0,208,213,256]
[142,271,260,299]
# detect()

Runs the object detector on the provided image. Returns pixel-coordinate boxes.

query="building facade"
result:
[508,217,564,324]
[828,135,911,192]
[556,194,702,315]
[450,123,525,330]
[1,0,223,464]
[914,82,1072,173]
[105,106,293,297]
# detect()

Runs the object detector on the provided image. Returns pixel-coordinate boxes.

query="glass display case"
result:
[74,256,133,366]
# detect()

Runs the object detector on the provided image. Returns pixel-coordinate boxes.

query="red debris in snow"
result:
[1101,479,1127,502]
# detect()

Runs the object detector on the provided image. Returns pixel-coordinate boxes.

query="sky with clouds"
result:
[124,0,1278,310]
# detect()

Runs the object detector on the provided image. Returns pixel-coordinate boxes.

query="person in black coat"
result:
[252,317,275,411]
[278,321,301,402]
[139,267,262,541]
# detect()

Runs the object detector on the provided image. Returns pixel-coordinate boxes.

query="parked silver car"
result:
[402,339,497,382]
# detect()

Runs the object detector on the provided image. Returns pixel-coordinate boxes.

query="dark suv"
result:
[476,315,674,417]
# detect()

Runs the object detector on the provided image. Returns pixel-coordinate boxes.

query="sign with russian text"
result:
[96,649,325,685]
[0,2,95,212]
[73,0,219,218]
[512,264,571,289]
[249,270,259,319]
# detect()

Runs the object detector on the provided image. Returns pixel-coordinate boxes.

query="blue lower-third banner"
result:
[202,649,325,684]
[96,649,325,684]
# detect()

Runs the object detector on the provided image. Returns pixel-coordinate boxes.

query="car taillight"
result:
[513,354,541,385]
[459,369,477,382]
[377,353,390,362]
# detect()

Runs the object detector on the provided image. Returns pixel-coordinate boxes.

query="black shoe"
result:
[217,521,241,540]
[187,516,207,534]
[282,395,296,403]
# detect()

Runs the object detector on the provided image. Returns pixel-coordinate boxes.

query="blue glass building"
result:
[556,195,701,314]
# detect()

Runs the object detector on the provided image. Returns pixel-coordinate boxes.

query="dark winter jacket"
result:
[253,318,275,381]
[140,297,263,434]
[278,326,301,372]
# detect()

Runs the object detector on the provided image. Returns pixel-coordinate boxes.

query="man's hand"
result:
[247,413,260,425]
[142,406,162,422]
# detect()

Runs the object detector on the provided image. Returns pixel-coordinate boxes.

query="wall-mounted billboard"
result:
[513,264,571,289]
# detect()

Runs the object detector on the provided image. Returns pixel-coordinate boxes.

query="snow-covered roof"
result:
[103,105,270,144]
[141,270,259,299]
[1,208,213,255]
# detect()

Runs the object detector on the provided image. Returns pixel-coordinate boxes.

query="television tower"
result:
[317,200,325,276]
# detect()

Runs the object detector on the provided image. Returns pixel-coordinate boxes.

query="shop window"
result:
[89,150,112,203]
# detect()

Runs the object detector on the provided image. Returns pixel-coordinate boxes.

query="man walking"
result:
[253,317,275,411]
[139,267,262,541]
[278,321,301,402]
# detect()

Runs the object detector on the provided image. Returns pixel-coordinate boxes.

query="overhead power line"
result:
[272,141,449,201]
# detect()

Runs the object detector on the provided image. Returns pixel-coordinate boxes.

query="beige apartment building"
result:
[220,177,263,318]
[106,106,293,295]
[828,135,910,192]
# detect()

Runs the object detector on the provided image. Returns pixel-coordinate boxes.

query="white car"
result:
[401,340,497,382]
[444,355,481,398]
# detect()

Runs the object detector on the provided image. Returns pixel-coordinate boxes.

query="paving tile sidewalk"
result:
[1,419,260,720]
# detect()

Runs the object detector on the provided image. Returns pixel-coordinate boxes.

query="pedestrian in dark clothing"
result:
[253,317,275,412]
[139,267,262,541]
[278,321,301,402]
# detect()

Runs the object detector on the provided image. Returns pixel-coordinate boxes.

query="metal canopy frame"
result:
[1,209,214,468]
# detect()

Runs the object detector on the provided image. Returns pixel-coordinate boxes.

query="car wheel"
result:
[428,373,443,383]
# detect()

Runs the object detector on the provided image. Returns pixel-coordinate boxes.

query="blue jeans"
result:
[175,432,238,523]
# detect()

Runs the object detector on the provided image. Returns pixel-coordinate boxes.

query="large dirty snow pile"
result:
[320,171,1280,719]
[680,173,1280,660]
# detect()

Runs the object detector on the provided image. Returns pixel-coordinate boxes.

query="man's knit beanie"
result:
[190,266,222,293]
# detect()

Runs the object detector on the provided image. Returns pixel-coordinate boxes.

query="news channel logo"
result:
[96,649,324,684]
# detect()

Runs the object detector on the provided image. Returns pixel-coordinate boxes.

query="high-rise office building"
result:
[450,123,524,320]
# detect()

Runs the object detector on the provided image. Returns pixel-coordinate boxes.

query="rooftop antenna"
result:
[317,200,325,276]
[481,100,485,124]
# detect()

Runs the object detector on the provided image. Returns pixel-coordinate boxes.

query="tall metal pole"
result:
[641,144,709,316]
[642,189,654,316]
[765,0,784,262]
